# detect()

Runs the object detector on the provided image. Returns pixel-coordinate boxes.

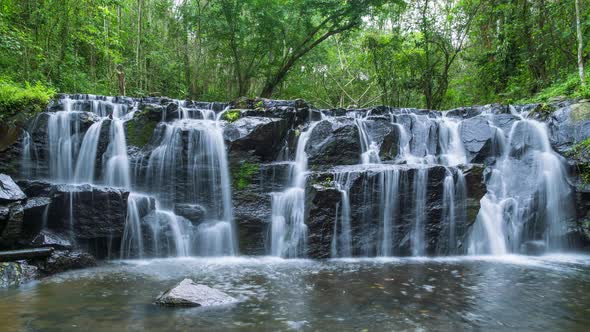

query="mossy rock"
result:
[125,117,158,148]
[233,162,259,191]
[223,109,242,123]
[571,102,590,122]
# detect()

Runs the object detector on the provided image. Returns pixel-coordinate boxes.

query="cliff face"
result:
[0,95,589,263]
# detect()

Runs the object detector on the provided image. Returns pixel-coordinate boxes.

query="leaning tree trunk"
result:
[576,0,586,86]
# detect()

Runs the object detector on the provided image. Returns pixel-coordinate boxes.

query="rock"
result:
[20,197,51,241]
[0,202,24,248]
[34,250,96,275]
[156,279,238,307]
[306,120,361,169]
[0,261,38,288]
[460,116,495,163]
[520,241,546,256]
[47,183,129,239]
[548,103,590,155]
[0,174,26,202]
[0,125,23,177]
[224,117,289,161]
[30,230,73,250]
[174,204,206,224]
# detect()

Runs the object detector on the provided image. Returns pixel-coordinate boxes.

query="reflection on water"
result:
[1,255,590,331]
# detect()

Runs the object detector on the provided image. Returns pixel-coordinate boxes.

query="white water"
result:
[468,116,573,255]
[270,121,319,257]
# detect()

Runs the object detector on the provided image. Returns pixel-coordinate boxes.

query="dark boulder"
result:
[34,250,96,275]
[460,116,495,163]
[306,120,361,169]
[225,117,289,162]
[47,183,129,239]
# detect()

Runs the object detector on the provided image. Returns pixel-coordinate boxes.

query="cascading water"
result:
[331,172,353,257]
[270,121,319,258]
[468,113,573,255]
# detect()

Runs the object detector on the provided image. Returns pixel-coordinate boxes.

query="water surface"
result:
[1,255,590,331]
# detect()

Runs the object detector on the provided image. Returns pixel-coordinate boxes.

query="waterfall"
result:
[411,167,429,256]
[140,108,236,256]
[73,120,104,184]
[47,110,80,182]
[270,122,319,257]
[438,115,467,166]
[378,168,400,257]
[353,113,381,164]
[468,115,573,255]
[331,172,353,257]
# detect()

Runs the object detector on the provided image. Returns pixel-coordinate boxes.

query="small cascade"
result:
[353,112,381,164]
[441,168,466,254]
[411,167,428,256]
[270,122,319,258]
[331,172,353,257]
[21,131,36,178]
[468,114,573,255]
[103,119,131,187]
[47,110,80,182]
[138,105,236,256]
[73,119,104,184]
[378,168,400,257]
[438,115,467,166]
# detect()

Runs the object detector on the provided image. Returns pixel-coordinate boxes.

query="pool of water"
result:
[1,254,590,331]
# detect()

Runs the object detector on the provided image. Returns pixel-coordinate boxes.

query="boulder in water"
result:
[156,279,237,307]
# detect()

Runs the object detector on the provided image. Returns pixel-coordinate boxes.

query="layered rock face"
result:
[0,94,588,267]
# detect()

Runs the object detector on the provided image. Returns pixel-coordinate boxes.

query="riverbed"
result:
[1,254,589,331]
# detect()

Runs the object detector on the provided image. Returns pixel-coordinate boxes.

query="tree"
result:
[576,0,586,86]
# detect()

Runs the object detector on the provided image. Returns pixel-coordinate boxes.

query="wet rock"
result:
[156,279,237,307]
[306,120,361,169]
[34,250,96,275]
[0,261,38,288]
[460,116,495,163]
[30,230,73,250]
[0,174,26,202]
[0,202,24,248]
[174,204,206,224]
[548,102,590,155]
[0,125,23,177]
[44,183,129,239]
[225,117,289,161]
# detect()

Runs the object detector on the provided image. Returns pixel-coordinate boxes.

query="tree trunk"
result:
[576,0,586,86]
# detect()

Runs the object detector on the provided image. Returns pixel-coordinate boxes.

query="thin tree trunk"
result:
[576,0,586,86]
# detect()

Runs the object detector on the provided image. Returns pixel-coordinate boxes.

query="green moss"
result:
[255,100,265,109]
[234,162,259,190]
[125,119,158,147]
[529,103,555,120]
[571,102,590,122]
[223,109,241,123]
[0,80,56,124]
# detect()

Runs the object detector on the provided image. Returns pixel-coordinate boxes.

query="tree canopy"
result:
[0,0,588,108]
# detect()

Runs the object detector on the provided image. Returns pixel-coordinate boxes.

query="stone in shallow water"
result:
[156,279,237,307]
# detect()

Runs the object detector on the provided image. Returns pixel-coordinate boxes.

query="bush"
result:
[0,80,56,123]
[520,73,590,103]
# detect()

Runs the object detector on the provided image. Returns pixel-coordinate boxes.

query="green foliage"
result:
[0,0,587,109]
[0,80,55,122]
[520,74,590,104]
[234,162,259,191]
[223,110,241,123]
